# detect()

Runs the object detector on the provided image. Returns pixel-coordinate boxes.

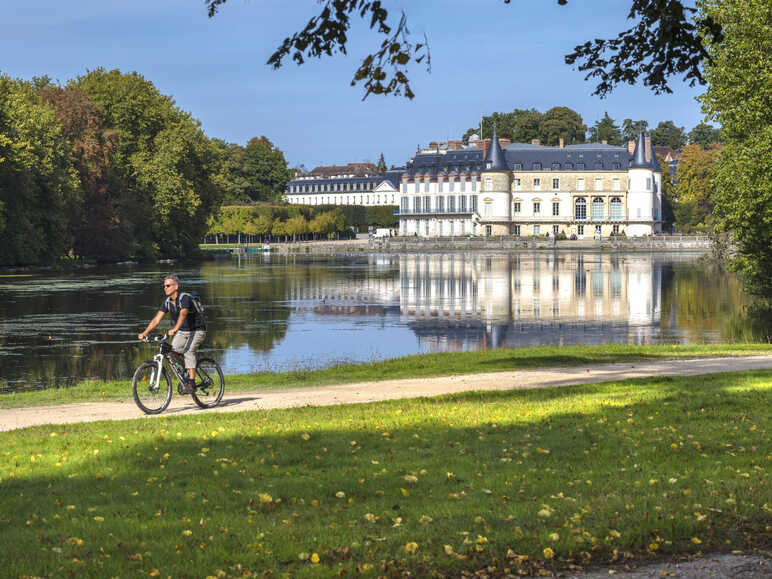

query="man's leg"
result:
[182,331,207,386]
[171,331,195,392]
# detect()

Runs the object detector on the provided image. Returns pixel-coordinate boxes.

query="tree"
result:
[587,112,622,145]
[463,108,542,144]
[700,0,772,297]
[0,76,80,266]
[538,106,586,146]
[284,214,309,241]
[211,139,251,204]
[243,136,293,203]
[73,68,225,260]
[621,119,648,142]
[376,152,387,172]
[688,122,722,148]
[205,1,722,100]
[672,144,720,230]
[37,84,123,261]
[656,154,676,231]
[650,120,687,150]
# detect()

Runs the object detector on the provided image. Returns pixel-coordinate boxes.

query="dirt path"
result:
[2,355,771,433]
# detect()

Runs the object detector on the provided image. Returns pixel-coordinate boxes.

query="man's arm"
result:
[139,311,165,340]
[168,309,189,337]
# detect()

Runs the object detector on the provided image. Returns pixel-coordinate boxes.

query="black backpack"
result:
[165,292,206,325]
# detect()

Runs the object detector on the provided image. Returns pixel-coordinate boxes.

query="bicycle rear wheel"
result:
[192,358,225,409]
[132,362,172,414]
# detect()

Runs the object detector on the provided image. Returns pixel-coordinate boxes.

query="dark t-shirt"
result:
[160,293,205,331]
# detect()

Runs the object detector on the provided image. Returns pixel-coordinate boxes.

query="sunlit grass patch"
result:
[1,370,769,576]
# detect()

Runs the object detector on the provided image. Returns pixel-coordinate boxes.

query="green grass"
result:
[1,370,769,577]
[2,343,771,409]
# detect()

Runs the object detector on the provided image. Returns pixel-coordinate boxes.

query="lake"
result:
[0,251,762,393]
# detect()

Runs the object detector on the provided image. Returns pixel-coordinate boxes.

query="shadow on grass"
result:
[1,370,770,577]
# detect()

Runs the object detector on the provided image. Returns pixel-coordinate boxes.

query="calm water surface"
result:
[0,251,762,393]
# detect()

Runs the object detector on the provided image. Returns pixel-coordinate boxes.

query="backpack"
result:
[165,292,206,323]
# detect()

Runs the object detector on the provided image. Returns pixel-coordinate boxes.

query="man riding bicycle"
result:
[138,274,206,394]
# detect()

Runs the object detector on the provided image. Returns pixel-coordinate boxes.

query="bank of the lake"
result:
[3,343,772,409]
[1,368,769,577]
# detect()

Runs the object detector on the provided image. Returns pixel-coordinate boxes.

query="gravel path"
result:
[2,355,771,433]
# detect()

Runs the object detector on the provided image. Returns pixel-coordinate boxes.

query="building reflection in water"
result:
[399,253,662,351]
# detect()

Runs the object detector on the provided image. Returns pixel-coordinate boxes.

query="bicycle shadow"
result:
[162,396,261,414]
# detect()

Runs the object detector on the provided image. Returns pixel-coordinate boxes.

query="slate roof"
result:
[483,124,507,171]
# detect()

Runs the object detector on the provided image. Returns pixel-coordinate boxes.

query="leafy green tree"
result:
[37,84,124,261]
[650,120,687,150]
[243,136,293,203]
[205,1,722,100]
[700,0,772,296]
[0,76,80,265]
[211,139,250,204]
[376,153,387,172]
[284,214,309,241]
[673,144,720,230]
[621,119,648,142]
[656,154,676,232]
[75,68,224,259]
[539,106,586,146]
[588,112,622,145]
[463,109,543,144]
[688,122,722,149]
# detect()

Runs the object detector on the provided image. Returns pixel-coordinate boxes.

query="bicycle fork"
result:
[149,354,164,391]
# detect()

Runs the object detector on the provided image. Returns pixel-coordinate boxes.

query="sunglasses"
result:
[163,283,176,288]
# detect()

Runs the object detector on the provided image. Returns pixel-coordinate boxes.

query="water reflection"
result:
[0,252,763,393]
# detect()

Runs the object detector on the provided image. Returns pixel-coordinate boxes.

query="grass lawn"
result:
[2,343,772,409]
[0,370,769,577]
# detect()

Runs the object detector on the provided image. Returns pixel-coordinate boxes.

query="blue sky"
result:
[2,0,707,170]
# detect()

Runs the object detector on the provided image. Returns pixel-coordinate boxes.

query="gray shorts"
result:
[171,330,207,369]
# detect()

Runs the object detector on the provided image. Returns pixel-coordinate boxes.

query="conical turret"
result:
[631,131,649,168]
[484,123,507,171]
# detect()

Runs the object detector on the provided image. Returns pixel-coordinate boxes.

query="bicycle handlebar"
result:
[141,334,168,343]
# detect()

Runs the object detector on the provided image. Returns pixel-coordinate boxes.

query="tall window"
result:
[595,178,602,191]
[553,225,559,236]
[575,197,587,220]
[577,224,584,236]
[471,177,477,191]
[534,225,541,235]
[401,196,408,213]
[459,196,467,212]
[533,178,541,190]
[438,179,443,193]
[485,202,492,217]
[592,197,605,220]
[514,178,521,191]
[485,177,492,190]
[552,201,560,216]
[514,225,520,236]
[437,196,445,212]
[413,196,421,213]
[485,225,492,236]
[470,195,478,212]
[646,178,652,189]
[460,178,466,192]
[533,201,541,215]
[424,180,430,193]
[577,178,585,191]
[610,197,623,220]
[424,196,431,213]
[613,178,620,191]
[449,196,456,213]
[552,178,559,190]
[514,201,521,215]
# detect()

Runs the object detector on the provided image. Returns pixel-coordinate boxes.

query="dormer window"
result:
[552,162,560,170]
[513,163,522,171]
[533,162,542,170]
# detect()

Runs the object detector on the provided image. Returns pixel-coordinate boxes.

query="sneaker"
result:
[180,379,195,394]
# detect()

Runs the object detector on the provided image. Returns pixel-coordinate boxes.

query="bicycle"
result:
[132,334,225,414]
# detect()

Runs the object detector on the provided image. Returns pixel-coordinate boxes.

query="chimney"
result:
[601,139,607,145]
[627,140,636,154]
[531,138,541,146]
[499,138,511,148]
[644,136,652,162]
[481,138,491,159]
[429,141,438,150]
[559,137,564,148]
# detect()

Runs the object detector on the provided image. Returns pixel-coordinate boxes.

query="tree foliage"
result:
[539,106,586,146]
[588,112,623,145]
[672,144,720,230]
[206,0,722,99]
[621,119,649,142]
[650,120,687,150]
[243,137,293,203]
[0,76,80,265]
[688,122,721,148]
[700,0,772,297]
[462,107,586,146]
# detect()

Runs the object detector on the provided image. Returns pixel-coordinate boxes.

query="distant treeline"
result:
[0,69,291,266]
[205,205,397,243]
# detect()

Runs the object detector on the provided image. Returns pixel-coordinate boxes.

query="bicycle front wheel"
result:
[132,361,172,414]
[192,358,225,409]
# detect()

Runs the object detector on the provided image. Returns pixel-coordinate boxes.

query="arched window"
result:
[574,198,587,220]
[592,197,605,220]
[610,197,623,220]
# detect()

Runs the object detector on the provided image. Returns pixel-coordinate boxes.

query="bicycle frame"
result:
[145,336,187,390]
